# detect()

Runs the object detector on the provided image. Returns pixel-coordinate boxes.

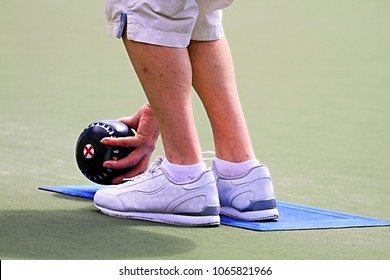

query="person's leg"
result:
[122,39,203,166]
[188,38,255,163]
[188,38,279,221]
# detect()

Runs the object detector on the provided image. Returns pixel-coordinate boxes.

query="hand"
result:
[101,103,160,184]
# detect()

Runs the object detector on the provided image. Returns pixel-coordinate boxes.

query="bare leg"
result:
[122,39,202,165]
[188,38,256,162]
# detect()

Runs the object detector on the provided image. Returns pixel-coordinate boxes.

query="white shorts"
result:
[105,0,233,48]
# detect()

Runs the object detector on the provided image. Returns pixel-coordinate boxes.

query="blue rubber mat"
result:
[38,185,390,231]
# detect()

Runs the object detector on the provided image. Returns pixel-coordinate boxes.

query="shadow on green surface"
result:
[0,206,196,260]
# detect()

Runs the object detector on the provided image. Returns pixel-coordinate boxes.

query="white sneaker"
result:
[94,157,221,226]
[213,162,279,221]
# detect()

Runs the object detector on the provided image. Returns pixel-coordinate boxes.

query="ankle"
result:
[213,157,260,177]
[161,157,207,184]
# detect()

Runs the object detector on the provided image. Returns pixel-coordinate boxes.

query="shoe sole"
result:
[220,206,279,221]
[95,203,220,226]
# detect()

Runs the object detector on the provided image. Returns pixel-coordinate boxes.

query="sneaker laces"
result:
[123,153,216,182]
[123,156,163,182]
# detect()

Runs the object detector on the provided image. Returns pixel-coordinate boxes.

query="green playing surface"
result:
[0,0,389,259]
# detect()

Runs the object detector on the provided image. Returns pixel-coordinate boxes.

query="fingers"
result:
[103,148,145,170]
[99,102,157,184]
